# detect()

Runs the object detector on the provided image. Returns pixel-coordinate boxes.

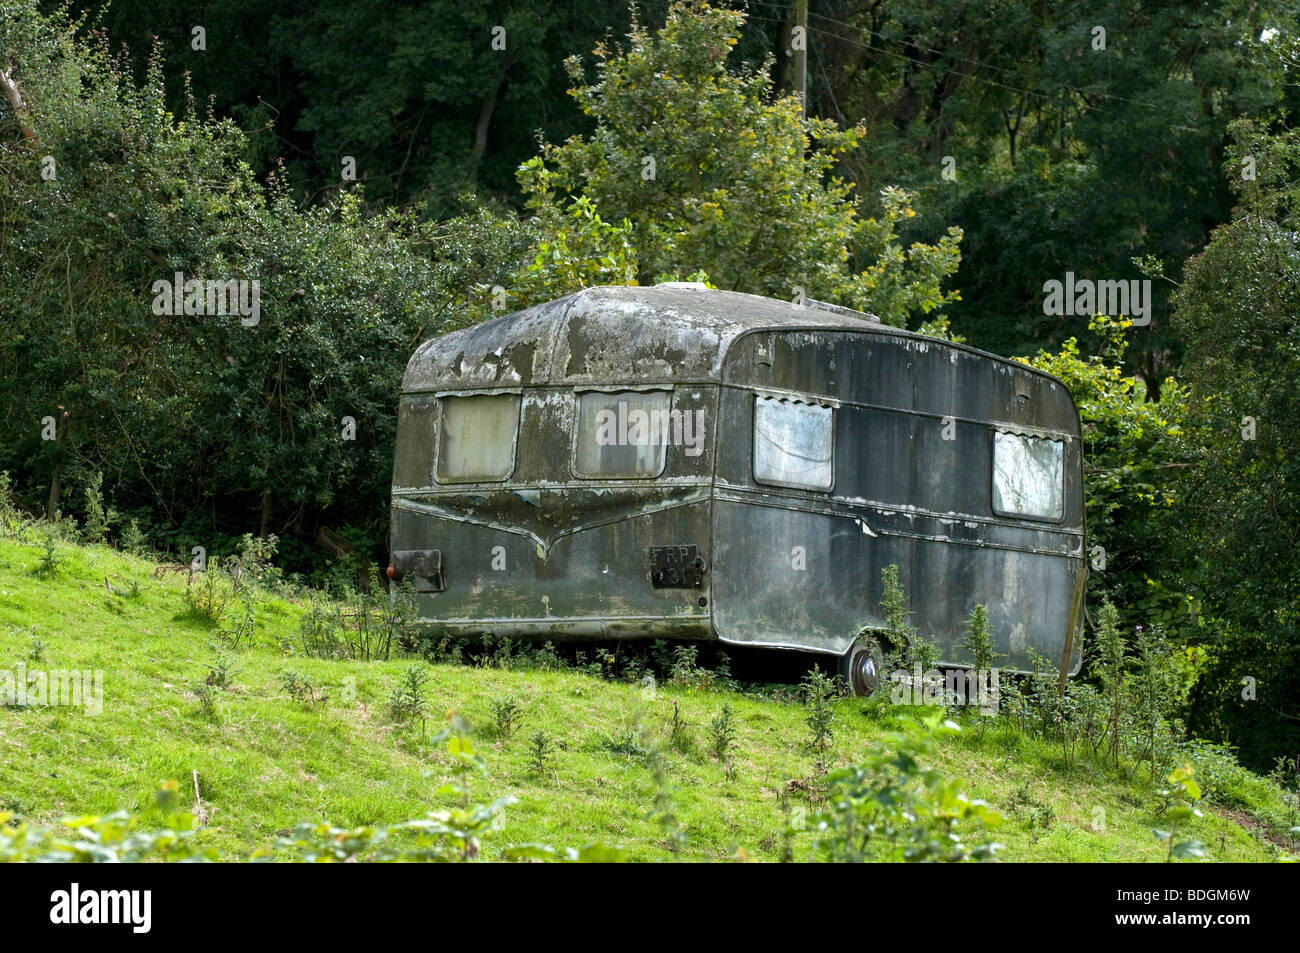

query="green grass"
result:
[0,533,1295,861]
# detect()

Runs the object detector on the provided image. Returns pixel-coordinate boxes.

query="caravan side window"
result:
[752,395,834,491]
[991,431,1064,520]
[436,394,521,482]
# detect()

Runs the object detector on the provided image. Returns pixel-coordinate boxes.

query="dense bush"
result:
[0,2,533,577]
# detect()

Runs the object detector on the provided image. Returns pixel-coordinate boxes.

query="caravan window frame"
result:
[990,429,1066,522]
[433,392,522,484]
[751,394,836,492]
[570,387,673,480]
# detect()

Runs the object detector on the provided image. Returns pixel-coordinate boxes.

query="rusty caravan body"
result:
[390,285,1085,681]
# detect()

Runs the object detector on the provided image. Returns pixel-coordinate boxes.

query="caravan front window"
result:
[573,390,671,478]
[436,394,520,482]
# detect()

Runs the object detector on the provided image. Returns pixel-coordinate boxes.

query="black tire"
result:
[839,633,886,697]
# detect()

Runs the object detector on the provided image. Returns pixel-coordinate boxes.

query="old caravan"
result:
[388,285,1085,694]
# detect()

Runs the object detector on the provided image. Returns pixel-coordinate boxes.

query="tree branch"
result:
[0,67,38,143]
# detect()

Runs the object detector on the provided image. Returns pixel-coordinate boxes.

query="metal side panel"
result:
[711,497,1085,672]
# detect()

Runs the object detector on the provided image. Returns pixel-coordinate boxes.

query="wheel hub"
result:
[851,644,881,696]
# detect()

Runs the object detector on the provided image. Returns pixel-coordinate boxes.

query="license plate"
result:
[649,545,706,589]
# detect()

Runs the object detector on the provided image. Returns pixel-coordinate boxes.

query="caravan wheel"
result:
[840,634,885,697]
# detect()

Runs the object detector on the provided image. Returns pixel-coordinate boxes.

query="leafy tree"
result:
[1017,316,1189,631]
[515,1,962,325]
[815,0,1293,369]
[1166,112,1300,770]
[64,0,635,212]
[0,2,532,572]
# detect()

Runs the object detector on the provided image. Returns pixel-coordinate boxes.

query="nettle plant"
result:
[877,564,942,678]
[388,664,433,738]
[183,534,279,625]
[985,595,1194,779]
[1079,598,1191,779]
[297,571,417,661]
[490,694,520,739]
[803,666,837,755]
[1153,764,1208,862]
[0,472,25,537]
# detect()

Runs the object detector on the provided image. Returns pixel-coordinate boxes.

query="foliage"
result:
[860,0,1286,366]
[1130,625,1185,778]
[1092,598,1127,768]
[667,643,719,691]
[490,694,520,739]
[276,669,319,707]
[0,806,212,863]
[1018,317,1190,631]
[514,2,962,325]
[636,705,686,856]
[296,570,414,661]
[119,518,148,557]
[506,196,638,310]
[61,0,1285,368]
[37,525,65,577]
[963,604,1001,673]
[388,664,433,732]
[194,682,219,720]
[0,2,532,579]
[81,472,114,545]
[802,666,837,754]
[0,472,21,534]
[204,650,240,690]
[707,702,737,763]
[1153,765,1208,862]
[879,563,916,667]
[528,730,555,776]
[1169,115,1300,771]
[812,718,1002,862]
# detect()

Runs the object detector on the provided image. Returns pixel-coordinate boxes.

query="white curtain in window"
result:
[437,394,520,481]
[753,396,833,490]
[992,431,1063,519]
[575,391,670,478]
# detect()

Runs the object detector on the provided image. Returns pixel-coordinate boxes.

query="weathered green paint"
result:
[391,285,1086,674]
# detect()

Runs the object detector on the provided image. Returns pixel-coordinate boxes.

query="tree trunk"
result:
[46,411,70,518]
[46,467,62,519]
[0,68,38,142]
[770,5,793,96]
[467,61,510,186]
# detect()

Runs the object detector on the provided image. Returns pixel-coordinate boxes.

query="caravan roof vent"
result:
[804,298,880,323]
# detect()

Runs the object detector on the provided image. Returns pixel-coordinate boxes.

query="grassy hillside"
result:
[0,533,1295,862]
